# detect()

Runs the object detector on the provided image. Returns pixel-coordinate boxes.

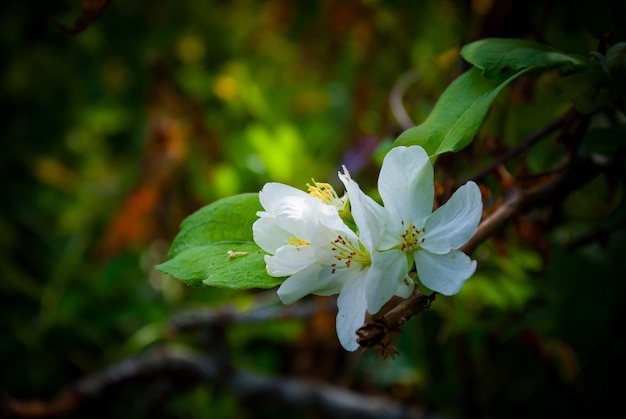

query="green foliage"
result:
[580,126,626,154]
[158,243,279,289]
[395,67,525,156]
[167,193,260,258]
[395,38,600,157]
[157,194,282,289]
[461,38,591,82]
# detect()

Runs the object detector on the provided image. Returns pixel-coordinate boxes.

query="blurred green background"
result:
[2,0,625,417]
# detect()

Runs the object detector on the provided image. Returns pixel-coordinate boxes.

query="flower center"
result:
[400,220,425,253]
[307,179,345,208]
[329,234,371,274]
[288,237,311,247]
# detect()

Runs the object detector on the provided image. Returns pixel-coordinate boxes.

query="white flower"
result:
[253,182,333,276]
[253,146,481,350]
[339,146,483,314]
[253,181,374,351]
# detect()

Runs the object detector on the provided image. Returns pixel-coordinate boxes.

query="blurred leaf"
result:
[580,127,626,154]
[156,241,282,289]
[168,193,261,258]
[601,195,626,231]
[557,66,610,113]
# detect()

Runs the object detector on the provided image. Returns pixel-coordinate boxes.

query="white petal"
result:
[394,276,415,299]
[277,263,344,304]
[316,204,351,234]
[259,182,310,213]
[271,195,320,241]
[366,249,409,314]
[265,245,316,277]
[252,216,292,254]
[259,182,335,243]
[422,182,483,254]
[338,167,388,250]
[310,218,362,265]
[336,276,368,351]
[378,146,434,224]
[413,249,476,296]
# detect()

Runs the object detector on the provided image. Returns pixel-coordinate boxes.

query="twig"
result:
[468,109,576,183]
[461,155,596,255]
[3,346,428,419]
[389,69,421,131]
[357,289,436,349]
[55,0,110,35]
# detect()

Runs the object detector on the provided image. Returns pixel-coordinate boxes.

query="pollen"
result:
[400,220,423,253]
[329,234,371,273]
[289,237,311,247]
[307,179,345,207]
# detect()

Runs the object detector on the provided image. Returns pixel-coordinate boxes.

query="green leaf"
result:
[463,38,609,114]
[557,68,610,114]
[156,241,284,289]
[395,67,532,156]
[460,38,590,83]
[168,193,262,258]
[157,193,285,290]
[395,38,595,157]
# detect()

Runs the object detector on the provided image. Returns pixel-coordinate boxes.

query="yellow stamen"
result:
[329,234,371,274]
[400,219,424,253]
[288,237,311,247]
[307,179,345,207]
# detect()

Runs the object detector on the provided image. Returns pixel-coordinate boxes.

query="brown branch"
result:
[3,346,427,419]
[468,108,576,183]
[461,155,597,255]
[55,0,110,35]
[357,289,435,349]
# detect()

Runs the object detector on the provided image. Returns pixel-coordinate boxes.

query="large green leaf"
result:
[395,38,594,157]
[157,193,284,290]
[156,241,283,289]
[461,38,590,83]
[395,67,532,156]
[168,193,262,258]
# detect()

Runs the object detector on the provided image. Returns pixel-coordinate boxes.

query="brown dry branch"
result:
[56,0,110,35]
[357,289,436,350]
[467,108,577,183]
[2,346,427,419]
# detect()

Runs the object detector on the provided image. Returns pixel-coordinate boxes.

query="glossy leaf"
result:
[395,38,595,157]
[395,67,533,156]
[460,38,590,83]
[168,193,262,258]
[156,241,283,289]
